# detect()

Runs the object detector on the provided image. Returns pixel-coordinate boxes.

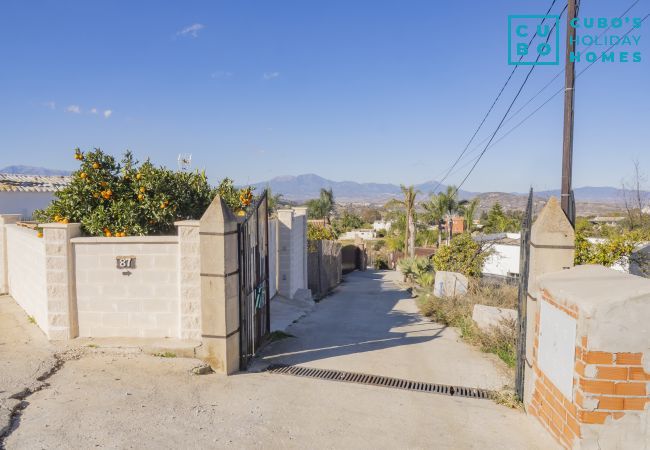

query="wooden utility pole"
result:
[561,0,577,219]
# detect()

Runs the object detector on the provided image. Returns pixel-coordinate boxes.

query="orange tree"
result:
[34,148,254,237]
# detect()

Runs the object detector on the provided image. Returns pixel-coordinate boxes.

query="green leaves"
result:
[34,148,253,237]
[433,233,487,277]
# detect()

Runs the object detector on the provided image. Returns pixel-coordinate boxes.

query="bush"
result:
[307,223,337,241]
[34,148,253,237]
[416,281,518,368]
[433,233,488,278]
[373,256,389,270]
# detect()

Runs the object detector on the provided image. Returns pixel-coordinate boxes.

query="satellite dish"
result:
[177,153,192,171]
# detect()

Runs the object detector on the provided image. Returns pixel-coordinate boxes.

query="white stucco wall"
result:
[0,191,56,218]
[290,212,307,296]
[5,224,48,332]
[482,243,520,277]
[73,236,180,338]
[268,219,278,298]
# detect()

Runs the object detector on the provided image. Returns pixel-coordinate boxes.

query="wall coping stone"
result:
[71,235,178,244]
[174,220,200,227]
[538,264,650,309]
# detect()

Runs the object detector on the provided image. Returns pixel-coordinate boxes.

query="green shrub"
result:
[34,148,253,237]
[307,223,337,241]
[432,233,488,278]
[415,281,518,368]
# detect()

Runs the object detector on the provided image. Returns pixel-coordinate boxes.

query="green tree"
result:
[388,186,418,257]
[482,202,520,234]
[432,233,488,277]
[306,188,335,223]
[424,186,467,243]
[34,148,253,237]
[462,198,479,233]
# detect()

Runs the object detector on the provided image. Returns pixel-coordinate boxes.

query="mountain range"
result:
[0,165,72,176]
[252,173,641,206]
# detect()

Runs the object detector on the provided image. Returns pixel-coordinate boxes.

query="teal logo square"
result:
[508,15,560,65]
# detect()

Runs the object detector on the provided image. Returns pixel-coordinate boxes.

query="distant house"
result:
[338,229,376,241]
[590,216,625,227]
[475,232,521,280]
[442,216,465,235]
[372,220,392,232]
[0,173,70,218]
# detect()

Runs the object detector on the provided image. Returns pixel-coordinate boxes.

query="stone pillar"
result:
[0,214,21,294]
[198,196,240,374]
[175,220,201,340]
[524,196,575,407]
[276,208,294,298]
[41,222,82,340]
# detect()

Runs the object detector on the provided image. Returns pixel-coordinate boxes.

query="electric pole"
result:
[561,0,577,222]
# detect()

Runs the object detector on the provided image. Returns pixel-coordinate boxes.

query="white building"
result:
[339,229,376,241]
[372,220,392,232]
[477,233,521,279]
[0,174,70,218]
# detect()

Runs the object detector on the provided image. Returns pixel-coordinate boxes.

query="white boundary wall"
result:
[73,236,180,338]
[5,224,48,332]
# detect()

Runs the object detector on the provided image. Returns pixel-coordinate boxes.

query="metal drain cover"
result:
[266,364,494,400]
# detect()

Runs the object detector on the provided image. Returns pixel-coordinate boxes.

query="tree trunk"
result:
[408,212,416,257]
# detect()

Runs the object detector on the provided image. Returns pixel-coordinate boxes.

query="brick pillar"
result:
[175,220,201,340]
[198,196,240,374]
[529,265,650,449]
[0,214,21,294]
[524,196,575,407]
[276,208,294,298]
[41,222,82,340]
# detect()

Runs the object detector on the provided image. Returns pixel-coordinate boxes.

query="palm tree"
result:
[426,186,467,244]
[462,198,479,233]
[396,185,419,257]
[306,188,335,223]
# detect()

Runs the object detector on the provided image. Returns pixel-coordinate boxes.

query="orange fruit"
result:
[92,162,100,169]
[139,187,145,193]
[136,173,142,180]
[137,193,144,201]
[79,172,87,179]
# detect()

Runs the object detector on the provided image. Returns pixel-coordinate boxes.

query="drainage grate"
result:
[266,364,494,400]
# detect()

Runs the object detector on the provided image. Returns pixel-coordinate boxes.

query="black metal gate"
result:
[515,188,533,399]
[238,190,270,370]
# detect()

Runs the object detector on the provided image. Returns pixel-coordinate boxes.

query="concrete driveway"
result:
[0,280,558,449]
[253,270,511,391]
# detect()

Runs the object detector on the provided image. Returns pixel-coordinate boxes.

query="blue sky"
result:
[0,0,648,192]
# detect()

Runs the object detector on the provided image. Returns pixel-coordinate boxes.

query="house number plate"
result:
[116,256,136,269]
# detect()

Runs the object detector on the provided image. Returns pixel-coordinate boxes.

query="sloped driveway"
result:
[252,270,511,391]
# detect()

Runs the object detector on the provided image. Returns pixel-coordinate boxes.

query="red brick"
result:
[575,360,586,377]
[623,398,648,410]
[628,367,650,381]
[614,382,646,396]
[596,366,628,380]
[566,415,581,438]
[596,396,624,410]
[583,351,613,365]
[579,411,610,424]
[612,412,625,420]
[580,379,616,395]
[615,353,643,365]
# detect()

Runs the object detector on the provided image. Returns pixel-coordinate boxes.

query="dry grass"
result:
[416,281,518,368]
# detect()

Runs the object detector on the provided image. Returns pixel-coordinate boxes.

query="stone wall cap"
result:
[40,222,82,229]
[71,235,178,244]
[539,264,650,308]
[174,220,200,227]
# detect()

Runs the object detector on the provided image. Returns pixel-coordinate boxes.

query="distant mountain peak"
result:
[0,165,72,176]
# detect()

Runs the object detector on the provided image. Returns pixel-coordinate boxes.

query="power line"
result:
[450,10,564,195]
[451,13,649,194]
[449,0,643,173]
[427,0,561,194]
